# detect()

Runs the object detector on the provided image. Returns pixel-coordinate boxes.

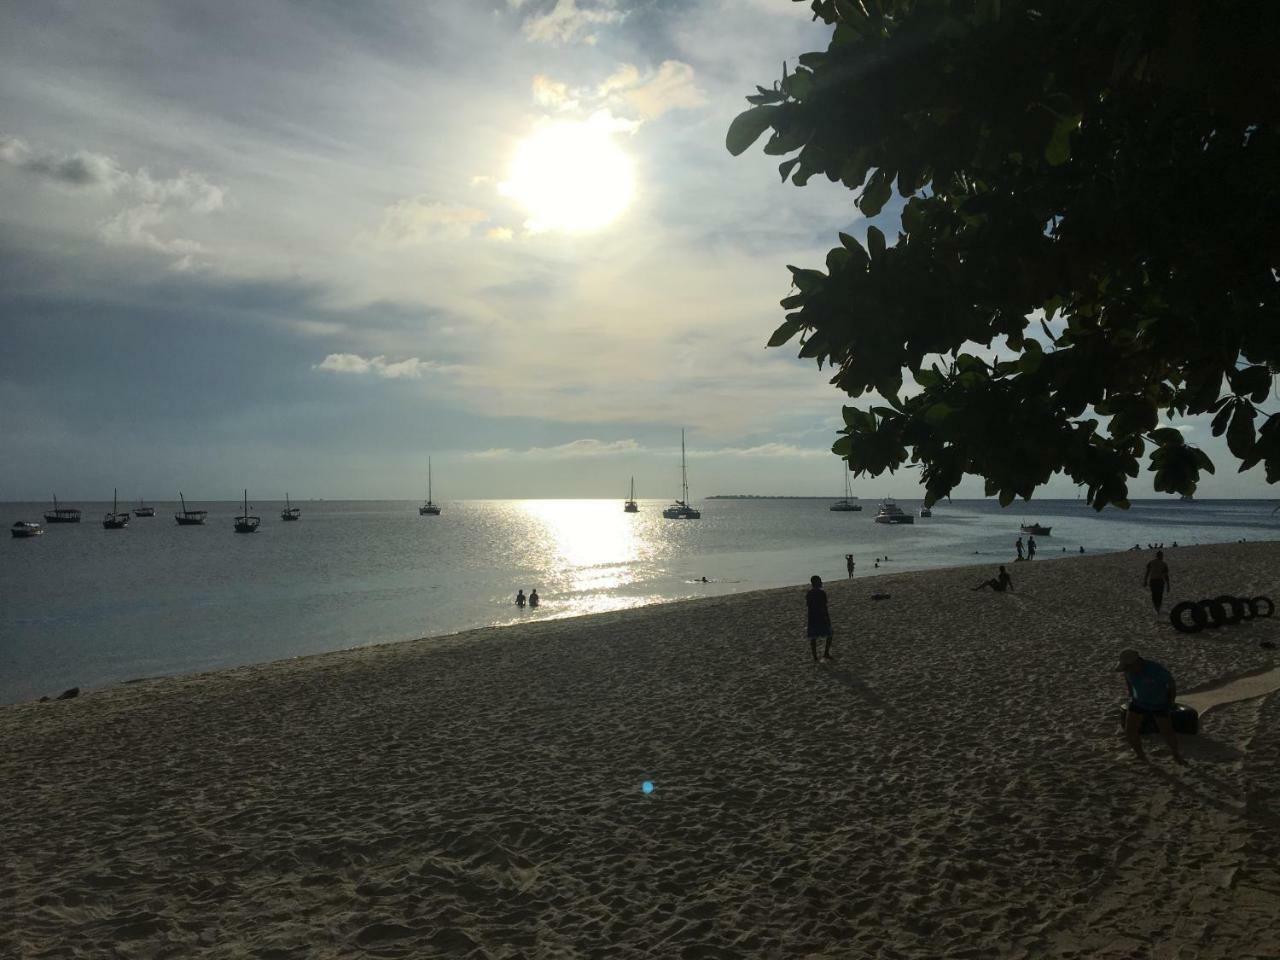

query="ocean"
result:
[2,497,1276,704]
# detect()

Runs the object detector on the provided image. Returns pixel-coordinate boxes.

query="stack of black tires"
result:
[1170,595,1274,634]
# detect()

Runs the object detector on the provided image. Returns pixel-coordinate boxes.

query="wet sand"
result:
[3,542,1279,958]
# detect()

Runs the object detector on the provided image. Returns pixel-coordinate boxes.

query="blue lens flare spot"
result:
[641,780,654,794]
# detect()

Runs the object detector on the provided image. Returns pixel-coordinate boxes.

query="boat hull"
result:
[874,515,914,524]
[43,513,81,524]
[281,510,301,521]
[1020,525,1052,536]
[133,508,155,517]
[175,515,206,526]
[234,517,261,533]
[624,502,639,513]
[102,514,130,529]
[830,503,862,512]
[11,524,43,538]
[662,507,701,519]
[419,505,441,516]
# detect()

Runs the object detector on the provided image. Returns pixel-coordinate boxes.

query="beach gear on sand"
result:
[1170,595,1273,633]
[1118,702,1199,736]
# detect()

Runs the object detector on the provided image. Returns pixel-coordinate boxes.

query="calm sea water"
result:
[2,497,1276,704]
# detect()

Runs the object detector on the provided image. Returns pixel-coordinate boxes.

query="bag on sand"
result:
[1118,702,1199,736]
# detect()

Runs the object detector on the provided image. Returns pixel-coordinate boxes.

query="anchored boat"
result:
[874,499,914,524]
[662,430,701,520]
[234,490,260,533]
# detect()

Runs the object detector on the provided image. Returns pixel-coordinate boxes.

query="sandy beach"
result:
[3,541,1279,959]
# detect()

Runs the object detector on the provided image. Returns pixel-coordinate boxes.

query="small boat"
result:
[175,492,208,526]
[43,496,81,524]
[830,468,862,512]
[281,492,300,521]
[103,488,130,529]
[11,521,44,538]
[624,476,639,513]
[133,498,155,518]
[874,499,914,524]
[663,430,702,519]
[1020,523,1052,536]
[919,505,932,518]
[234,489,261,533]
[419,458,441,516]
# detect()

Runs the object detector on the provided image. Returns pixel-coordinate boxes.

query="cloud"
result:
[701,443,828,459]
[520,0,623,45]
[531,74,577,110]
[2,132,225,268]
[486,227,515,242]
[375,197,490,245]
[467,438,640,459]
[598,61,707,119]
[314,353,449,380]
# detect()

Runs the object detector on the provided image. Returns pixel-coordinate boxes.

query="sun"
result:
[502,118,636,234]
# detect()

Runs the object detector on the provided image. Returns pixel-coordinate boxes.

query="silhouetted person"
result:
[845,554,854,578]
[973,566,1013,592]
[1118,649,1186,765]
[805,575,834,663]
[1079,546,1085,554]
[1143,550,1170,614]
[1015,536,1024,560]
[515,589,526,609]
[529,589,540,609]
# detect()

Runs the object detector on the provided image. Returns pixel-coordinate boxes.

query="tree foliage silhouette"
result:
[729,0,1279,508]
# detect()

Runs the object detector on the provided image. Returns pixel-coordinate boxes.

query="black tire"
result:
[1251,596,1275,619]
[1202,598,1229,628]
[1238,596,1257,621]
[1213,595,1245,625]
[1170,601,1206,634]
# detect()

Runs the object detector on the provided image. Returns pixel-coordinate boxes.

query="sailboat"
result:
[174,492,207,525]
[234,490,260,533]
[419,458,441,516]
[830,467,862,512]
[103,488,130,529]
[662,430,701,520]
[281,492,300,521]
[43,495,81,524]
[133,497,155,517]
[624,476,639,513]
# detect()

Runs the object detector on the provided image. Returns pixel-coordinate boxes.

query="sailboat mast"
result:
[428,457,433,503]
[681,429,689,502]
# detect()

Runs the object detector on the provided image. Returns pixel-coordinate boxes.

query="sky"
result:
[0,0,1271,503]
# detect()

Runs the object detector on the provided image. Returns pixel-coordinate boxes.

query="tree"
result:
[728,0,1280,508]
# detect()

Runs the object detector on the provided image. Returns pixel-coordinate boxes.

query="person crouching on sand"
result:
[1118,649,1186,765]
[972,566,1013,592]
[805,575,834,663]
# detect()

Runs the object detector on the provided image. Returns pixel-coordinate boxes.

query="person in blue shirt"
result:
[1118,649,1187,765]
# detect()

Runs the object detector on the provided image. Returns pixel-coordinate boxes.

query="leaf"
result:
[859,168,893,216]
[1149,427,1185,446]
[866,225,886,262]
[1045,114,1080,166]
[1226,404,1257,458]
[726,106,780,157]
[1230,364,1273,403]
[778,158,800,182]
[767,318,804,347]
[923,403,954,425]
[838,232,870,268]
[1211,401,1234,437]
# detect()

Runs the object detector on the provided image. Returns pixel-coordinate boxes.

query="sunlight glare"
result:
[502,119,636,234]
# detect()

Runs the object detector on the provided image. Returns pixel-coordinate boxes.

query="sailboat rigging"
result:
[662,430,701,520]
[419,458,441,515]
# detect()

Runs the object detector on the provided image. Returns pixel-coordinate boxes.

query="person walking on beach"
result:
[1015,536,1024,561]
[515,589,526,609]
[1143,550,1171,615]
[1027,536,1037,560]
[845,554,855,578]
[1118,649,1186,765]
[805,575,834,663]
[972,566,1013,592]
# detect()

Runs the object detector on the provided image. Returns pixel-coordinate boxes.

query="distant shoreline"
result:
[705,495,859,500]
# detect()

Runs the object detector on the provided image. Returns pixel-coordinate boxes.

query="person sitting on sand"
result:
[515,589,526,609]
[805,575,835,663]
[972,566,1013,592]
[1143,550,1170,615]
[1117,649,1186,765]
[529,589,539,609]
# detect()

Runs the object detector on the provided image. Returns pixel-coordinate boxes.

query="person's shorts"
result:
[1128,702,1172,717]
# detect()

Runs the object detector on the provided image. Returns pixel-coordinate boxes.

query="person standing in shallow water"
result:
[845,554,855,579]
[1143,550,1171,615]
[805,575,834,663]
[1015,536,1024,560]
[1028,536,1037,560]
[515,589,526,609]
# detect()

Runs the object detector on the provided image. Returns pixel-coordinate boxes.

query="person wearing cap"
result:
[1117,649,1186,765]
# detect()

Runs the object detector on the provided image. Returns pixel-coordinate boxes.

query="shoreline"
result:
[5,540,1275,708]
[4,541,1278,956]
